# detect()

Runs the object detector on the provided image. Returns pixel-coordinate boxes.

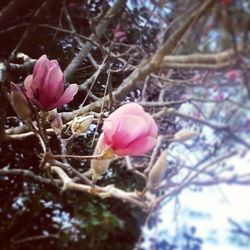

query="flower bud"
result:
[10,83,32,122]
[173,130,198,142]
[47,109,63,135]
[71,115,94,136]
[91,133,114,182]
[147,149,168,190]
[91,158,112,182]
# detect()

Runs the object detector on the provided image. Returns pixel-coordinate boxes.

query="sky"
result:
[142,148,250,250]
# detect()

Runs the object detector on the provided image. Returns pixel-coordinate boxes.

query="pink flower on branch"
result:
[215,93,225,102]
[24,55,78,111]
[221,0,233,6]
[226,70,239,81]
[113,24,127,43]
[100,103,158,156]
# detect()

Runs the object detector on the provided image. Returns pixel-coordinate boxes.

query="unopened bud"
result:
[10,82,32,122]
[91,158,112,182]
[47,109,63,135]
[90,133,114,182]
[173,130,198,142]
[147,149,168,190]
[71,115,94,135]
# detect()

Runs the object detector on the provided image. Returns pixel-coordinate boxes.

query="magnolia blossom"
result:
[226,70,239,81]
[113,24,127,43]
[100,103,158,156]
[24,55,78,111]
[215,93,225,102]
[221,0,233,5]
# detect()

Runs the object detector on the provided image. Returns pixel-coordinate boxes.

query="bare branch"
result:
[0,169,61,187]
[64,0,126,81]
[152,0,215,63]
[12,234,60,244]
[0,0,29,30]
[51,166,150,209]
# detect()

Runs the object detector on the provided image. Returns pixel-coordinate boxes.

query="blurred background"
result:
[0,0,250,249]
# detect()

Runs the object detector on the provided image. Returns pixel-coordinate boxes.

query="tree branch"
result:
[0,169,61,187]
[63,0,126,81]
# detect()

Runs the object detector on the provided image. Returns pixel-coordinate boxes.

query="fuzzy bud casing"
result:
[71,115,94,136]
[90,133,114,182]
[147,149,168,190]
[173,130,198,142]
[10,82,32,122]
[47,109,63,135]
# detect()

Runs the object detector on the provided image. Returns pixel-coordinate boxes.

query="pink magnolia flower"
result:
[226,70,239,81]
[113,24,127,43]
[221,0,233,6]
[215,93,225,102]
[100,103,158,156]
[180,94,189,101]
[24,55,78,111]
[193,111,201,118]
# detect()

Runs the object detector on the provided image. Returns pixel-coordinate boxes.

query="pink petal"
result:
[226,70,238,81]
[24,76,43,109]
[106,114,149,149]
[43,65,55,93]
[43,64,64,98]
[102,119,117,145]
[103,103,145,143]
[115,136,157,156]
[49,60,59,68]
[48,84,78,110]
[95,133,109,154]
[108,103,145,120]
[144,113,158,137]
[24,75,34,98]
[37,95,53,111]
[102,103,158,154]
[33,55,49,76]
